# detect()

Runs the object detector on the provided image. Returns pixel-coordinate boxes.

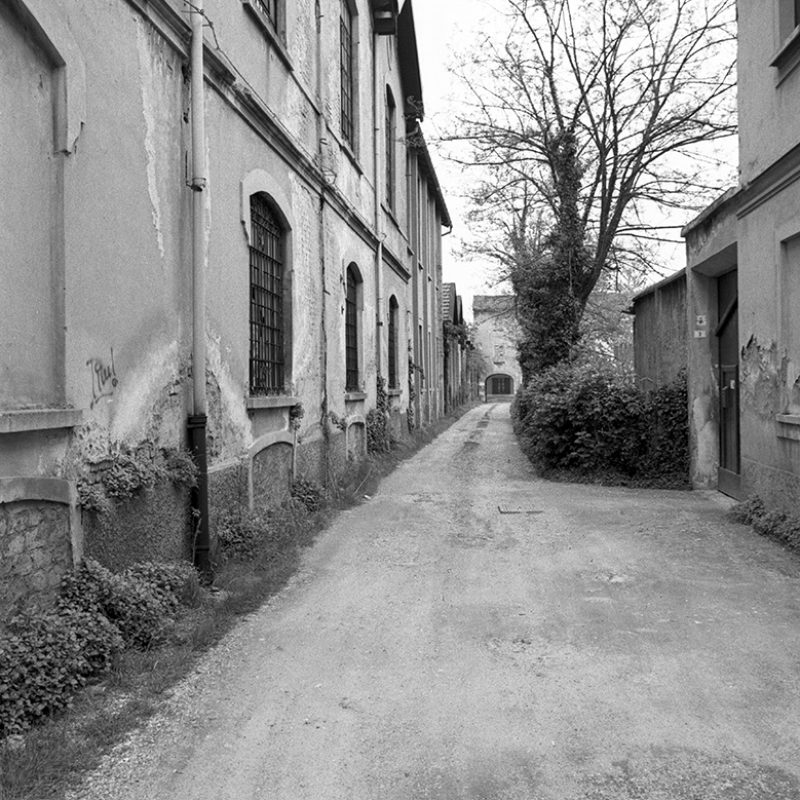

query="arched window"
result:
[345,264,361,391]
[249,194,285,394]
[388,295,399,389]
[385,87,396,209]
[340,0,355,147]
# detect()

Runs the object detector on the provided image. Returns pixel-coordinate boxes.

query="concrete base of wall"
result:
[82,484,190,572]
[741,457,800,516]
[0,500,72,613]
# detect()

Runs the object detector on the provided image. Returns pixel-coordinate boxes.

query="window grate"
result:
[253,0,278,26]
[345,268,359,390]
[388,298,398,389]
[385,90,395,209]
[340,0,354,146]
[249,195,284,395]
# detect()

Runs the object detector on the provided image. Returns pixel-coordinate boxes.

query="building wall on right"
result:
[683,1,800,511]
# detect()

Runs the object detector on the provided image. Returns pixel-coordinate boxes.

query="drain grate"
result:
[497,506,543,515]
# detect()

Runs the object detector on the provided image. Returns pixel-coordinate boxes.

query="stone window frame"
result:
[1,0,85,414]
[340,0,359,152]
[345,263,363,392]
[771,0,800,79]
[388,294,399,389]
[385,85,396,211]
[240,170,295,405]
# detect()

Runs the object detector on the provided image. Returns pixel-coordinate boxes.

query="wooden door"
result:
[716,270,741,498]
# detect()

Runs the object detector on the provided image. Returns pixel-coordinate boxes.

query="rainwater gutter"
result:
[188,0,211,578]
[373,27,384,377]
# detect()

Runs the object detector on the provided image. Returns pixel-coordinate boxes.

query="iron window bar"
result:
[249,195,285,395]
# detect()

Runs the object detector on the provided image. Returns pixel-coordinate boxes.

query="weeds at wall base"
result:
[0,402,476,800]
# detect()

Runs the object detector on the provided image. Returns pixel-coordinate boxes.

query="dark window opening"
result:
[340,0,354,146]
[345,266,359,390]
[489,375,512,395]
[388,296,399,388]
[253,0,278,27]
[385,88,395,209]
[249,194,285,395]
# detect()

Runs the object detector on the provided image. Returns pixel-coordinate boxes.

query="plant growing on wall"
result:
[76,445,197,514]
[367,375,391,454]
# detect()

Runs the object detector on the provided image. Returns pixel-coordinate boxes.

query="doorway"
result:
[716,269,741,498]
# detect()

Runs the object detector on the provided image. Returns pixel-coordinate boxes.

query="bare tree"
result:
[447,0,736,378]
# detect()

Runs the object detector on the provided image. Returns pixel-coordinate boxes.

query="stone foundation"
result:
[0,500,72,612]
[82,483,190,571]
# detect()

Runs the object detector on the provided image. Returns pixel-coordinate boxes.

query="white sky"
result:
[411,1,502,321]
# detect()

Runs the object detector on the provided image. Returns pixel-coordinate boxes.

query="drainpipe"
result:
[188,0,211,578]
[373,29,384,378]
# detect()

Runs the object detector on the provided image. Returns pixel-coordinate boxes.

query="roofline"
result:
[411,124,451,228]
[628,267,686,309]
[398,0,424,121]
[681,187,740,238]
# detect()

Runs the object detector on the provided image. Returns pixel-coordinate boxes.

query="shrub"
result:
[512,363,688,481]
[123,561,200,612]
[0,557,199,739]
[0,608,123,737]
[59,560,167,649]
[291,477,325,513]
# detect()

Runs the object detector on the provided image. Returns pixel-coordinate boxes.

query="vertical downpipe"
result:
[188,1,211,578]
[373,30,384,378]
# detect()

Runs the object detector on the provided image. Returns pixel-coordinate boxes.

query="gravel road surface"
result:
[70,403,800,800]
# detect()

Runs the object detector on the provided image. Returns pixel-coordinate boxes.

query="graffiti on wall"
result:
[87,348,118,409]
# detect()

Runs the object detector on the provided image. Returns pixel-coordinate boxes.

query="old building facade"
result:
[0,0,449,606]
[678,3,800,508]
[472,296,522,401]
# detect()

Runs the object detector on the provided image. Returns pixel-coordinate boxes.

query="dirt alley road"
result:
[72,403,800,800]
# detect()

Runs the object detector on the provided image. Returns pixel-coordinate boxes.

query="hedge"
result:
[0,559,198,738]
[511,363,689,483]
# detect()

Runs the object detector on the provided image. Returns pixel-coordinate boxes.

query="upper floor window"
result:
[345,264,361,390]
[385,87,396,209]
[249,194,285,395]
[253,0,278,26]
[340,0,355,147]
[388,295,399,388]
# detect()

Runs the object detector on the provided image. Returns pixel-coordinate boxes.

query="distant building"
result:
[472,296,522,401]
[629,271,687,390]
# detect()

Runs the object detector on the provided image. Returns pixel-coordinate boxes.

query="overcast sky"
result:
[411,0,502,321]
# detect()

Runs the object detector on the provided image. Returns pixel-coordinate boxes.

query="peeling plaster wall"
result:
[2,0,443,587]
[63,5,189,439]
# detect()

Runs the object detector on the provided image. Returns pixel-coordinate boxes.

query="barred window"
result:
[388,296,399,389]
[385,88,395,209]
[345,265,360,391]
[253,0,278,26]
[340,0,354,146]
[249,194,284,395]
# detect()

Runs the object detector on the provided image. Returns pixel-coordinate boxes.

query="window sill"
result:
[241,1,293,71]
[771,26,800,83]
[345,391,367,402]
[0,408,83,434]
[246,395,300,411]
[777,413,800,441]
[388,388,402,397]
[339,139,364,175]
